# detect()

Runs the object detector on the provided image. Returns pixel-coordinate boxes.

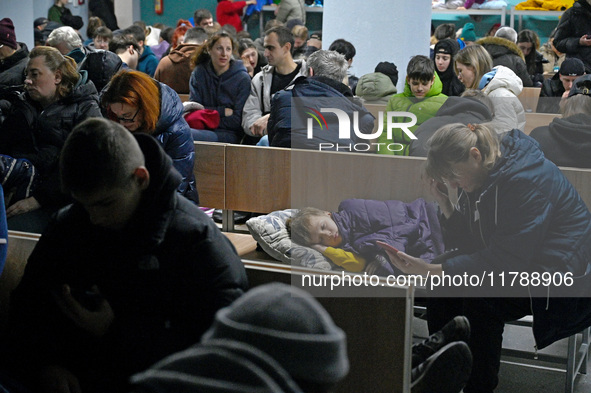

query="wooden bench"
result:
[1,231,413,393]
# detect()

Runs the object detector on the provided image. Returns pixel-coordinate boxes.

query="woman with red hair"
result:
[101,70,198,203]
[171,19,191,50]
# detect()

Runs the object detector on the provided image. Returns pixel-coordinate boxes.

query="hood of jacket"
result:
[155,82,186,135]
[482,65,523,96]
[168,43,200,64]
[355,72,397,100]
[140,45,156,62]
[126,132,182,251]
[476,36,526,62]
[435,95,493,119]
[62,70,99,105]
[203,58,249,82]
[401,72,443,98]
[547,113,591,164]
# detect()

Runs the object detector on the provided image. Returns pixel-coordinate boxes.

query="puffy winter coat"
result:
[0,42,29,88]
[355,72,398,104]
[554,0,591,73]
[477,36,533,87]
[530,113,591,168]
[189,59,251,135]
[268,75,375,148]
[410,96,494,157]
[0,71,101,207]
[331,198,444,261]
[438,129,591,349]
[481,65,526,132]
[154,82,199,204]
[378,73,448,155]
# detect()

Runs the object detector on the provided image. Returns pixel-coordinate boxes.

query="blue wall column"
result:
[322,0,432,91]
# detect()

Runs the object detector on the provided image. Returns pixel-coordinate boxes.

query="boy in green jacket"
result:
[378,55,447,155]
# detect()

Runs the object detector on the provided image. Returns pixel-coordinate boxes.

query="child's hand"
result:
[310,244,328,253]
[384,249,442,277]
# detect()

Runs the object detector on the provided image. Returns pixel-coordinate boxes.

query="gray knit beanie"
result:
[202,283,349,385]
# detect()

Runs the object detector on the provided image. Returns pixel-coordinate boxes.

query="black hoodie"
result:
[409,96,494,157]
[529,113,591,168]
[5,133,248,392]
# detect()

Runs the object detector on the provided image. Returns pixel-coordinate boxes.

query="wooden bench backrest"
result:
[193,142,226,209]
[224,145,291,213]
[523,112,560,135]
[243,260,412,393]
[177,93,190,103]
[518,87,541,113]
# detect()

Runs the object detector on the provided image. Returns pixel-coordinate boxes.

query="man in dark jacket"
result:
[0,18,29,121]
[554,0,591,73]
[537,57,586,113]
[531,74,591,167]
[0,18,29,88]
[267,50,375,149]
[3,118,248,393]
[476,36,533,88]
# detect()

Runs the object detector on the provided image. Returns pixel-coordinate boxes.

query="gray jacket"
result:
[241,60,307,136]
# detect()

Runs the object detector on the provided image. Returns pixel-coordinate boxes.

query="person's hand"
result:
[243,63,254,77]
[383,249,441,277]
[310,244,327,253]
[39,365,81,393]
[249,114,270,136]
[427,178,454,218]
[246,0,257,5]
[53,285,114,337]
[224,108,234,117]
[579,34,591,47]
[562,89,570,99]
[6,197,40,218]
[182,101,204,115]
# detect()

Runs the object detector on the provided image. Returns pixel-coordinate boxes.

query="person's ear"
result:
[54,69,62,85]
[469,147,482,163]
[133,166,150,190]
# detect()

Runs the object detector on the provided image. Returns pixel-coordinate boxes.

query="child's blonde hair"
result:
[286,207,327,246]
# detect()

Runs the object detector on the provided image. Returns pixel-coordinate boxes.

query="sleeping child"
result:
[286,198,444,274]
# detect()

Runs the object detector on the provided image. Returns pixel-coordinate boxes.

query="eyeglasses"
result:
[116,108,140,124]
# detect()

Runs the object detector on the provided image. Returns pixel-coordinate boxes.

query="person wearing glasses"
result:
[101,70,198,203]
[0,46,102,233]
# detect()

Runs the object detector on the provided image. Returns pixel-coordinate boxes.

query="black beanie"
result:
[434,38,460,57]
[375,61,399,87]
[202,283,349,385]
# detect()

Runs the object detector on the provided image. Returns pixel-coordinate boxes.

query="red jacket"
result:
[216,0,246,32]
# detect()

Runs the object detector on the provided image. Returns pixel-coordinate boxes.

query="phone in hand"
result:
[376,241,400,254]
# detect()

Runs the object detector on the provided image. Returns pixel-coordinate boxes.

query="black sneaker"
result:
[412,316,470,368]
[411,341,472,393]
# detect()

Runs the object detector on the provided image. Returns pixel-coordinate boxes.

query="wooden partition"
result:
[225,145,291,213]
[523,112,560,135]
[518,87,542,113]
[193,142,226,209]
[243,259,413,393]
[291,150,431,211]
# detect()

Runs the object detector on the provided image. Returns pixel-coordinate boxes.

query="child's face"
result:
[407,77,434,98]
[308,213,343,247]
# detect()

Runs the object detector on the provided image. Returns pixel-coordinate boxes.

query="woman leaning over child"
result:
[385,122,591,393]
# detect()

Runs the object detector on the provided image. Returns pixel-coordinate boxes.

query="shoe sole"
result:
[411,341,472,393]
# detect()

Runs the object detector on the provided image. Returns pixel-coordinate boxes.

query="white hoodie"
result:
[482,65,526,133]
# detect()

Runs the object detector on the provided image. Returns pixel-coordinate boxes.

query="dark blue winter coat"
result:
[154,82,198,204]
[268,76,375,149]
[330,198,444,261]
[439,129,591,349]
[189,59,251,136]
